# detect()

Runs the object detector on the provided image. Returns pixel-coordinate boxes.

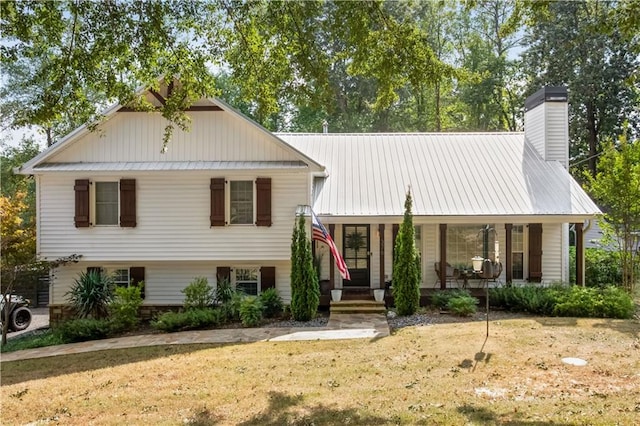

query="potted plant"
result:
[331,288,342,302]
[373,288,385,302]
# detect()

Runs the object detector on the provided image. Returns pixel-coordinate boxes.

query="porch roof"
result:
[278,132,601,219]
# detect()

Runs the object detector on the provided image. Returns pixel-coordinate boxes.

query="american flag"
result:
[311,211,351,281]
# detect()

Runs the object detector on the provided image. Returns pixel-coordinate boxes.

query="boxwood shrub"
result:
[490,285,634,319]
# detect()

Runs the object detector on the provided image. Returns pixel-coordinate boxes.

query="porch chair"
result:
[434,262,460,288]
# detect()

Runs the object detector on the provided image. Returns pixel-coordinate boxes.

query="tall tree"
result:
[584,131,640,293]
[392,190,421,316]
[452,0,524,131]
[521,0,639,177]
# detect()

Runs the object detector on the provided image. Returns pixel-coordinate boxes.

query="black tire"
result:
[10,307,32,331]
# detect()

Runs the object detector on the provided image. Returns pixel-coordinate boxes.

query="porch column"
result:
[575,222,584,286]
[379,224,385,289]
[505,224,513,284]
[329,224,335,289]
[439,224,447,290]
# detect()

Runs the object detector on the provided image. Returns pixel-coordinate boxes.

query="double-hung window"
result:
[229,181,254,225]
[95,182,119,225]
[512,225,524,280]
[234,267,259,295]
[113,268,130,287]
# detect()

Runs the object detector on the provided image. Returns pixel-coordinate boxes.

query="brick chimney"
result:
[524,87,569,169]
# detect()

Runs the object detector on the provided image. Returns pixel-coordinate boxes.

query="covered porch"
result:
[313,220,589,308]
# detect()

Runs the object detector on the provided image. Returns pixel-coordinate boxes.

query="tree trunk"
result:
[586,101,599,177]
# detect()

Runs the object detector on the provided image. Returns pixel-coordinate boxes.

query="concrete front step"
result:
[330,300,386,314]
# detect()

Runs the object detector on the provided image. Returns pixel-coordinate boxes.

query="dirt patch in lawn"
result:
[2,317,639,425]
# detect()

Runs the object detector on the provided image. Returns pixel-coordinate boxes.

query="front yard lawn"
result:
[2,317,638,425]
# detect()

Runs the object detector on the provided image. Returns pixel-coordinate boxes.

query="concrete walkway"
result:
[0,313,389,363]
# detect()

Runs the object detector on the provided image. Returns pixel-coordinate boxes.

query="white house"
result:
[17,85,601,322]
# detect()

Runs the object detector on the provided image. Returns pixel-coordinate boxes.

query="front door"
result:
[343,225,370,287]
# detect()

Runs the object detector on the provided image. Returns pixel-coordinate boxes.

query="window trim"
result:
[93,180,120,227]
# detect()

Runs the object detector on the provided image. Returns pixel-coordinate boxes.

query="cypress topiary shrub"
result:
[392,190,421,316]
[290,214,320,321]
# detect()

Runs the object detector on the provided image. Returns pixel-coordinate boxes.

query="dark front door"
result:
[343,225,370,287]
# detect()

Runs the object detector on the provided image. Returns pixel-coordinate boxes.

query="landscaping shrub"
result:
[54,318,111,343]
[447,295,478,317]
[219,291,244,322]
[239,296,263,327]
[553,285,634,319]
[152,308,222,332]
[109,284,143,332]
[67,270,114,319]
[431,289,471,309]
[182,277,215,309]
[489,286,557,315]
[214,278,234,305]
[585,248,622,287]
[260,288,284,318]
[490,285,634,319]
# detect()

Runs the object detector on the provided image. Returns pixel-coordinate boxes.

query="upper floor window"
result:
[210,177,271,227]
[95,182,119,225]
[230,181,254,224]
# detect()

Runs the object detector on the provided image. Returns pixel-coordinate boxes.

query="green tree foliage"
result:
[392,190,421,316]
[520,0,639,178]
[289,214,320,321]
[584,132,640,293]
[1,0,217,146]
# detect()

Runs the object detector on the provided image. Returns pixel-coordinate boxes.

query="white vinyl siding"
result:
[37,172,307,261]
[524,102,568,168]
[541,223,564,283]
[50,261,291,305]
[48,112,301,164]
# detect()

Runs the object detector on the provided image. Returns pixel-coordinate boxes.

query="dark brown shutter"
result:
[528,223,543,282]
[210,178,226,226]
[261,266,276,291]
[217,266,231,282]
[255,178,272,226]
[87,266,102,276]
[120,179,137,227]
[74,179,90,227]
[130,267,145,299]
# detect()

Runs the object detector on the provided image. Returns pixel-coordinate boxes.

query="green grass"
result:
[1,330,64,353]
[2,318,638,425]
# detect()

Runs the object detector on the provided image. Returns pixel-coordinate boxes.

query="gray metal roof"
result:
[278,133,601,218]
[33,161,308,172]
